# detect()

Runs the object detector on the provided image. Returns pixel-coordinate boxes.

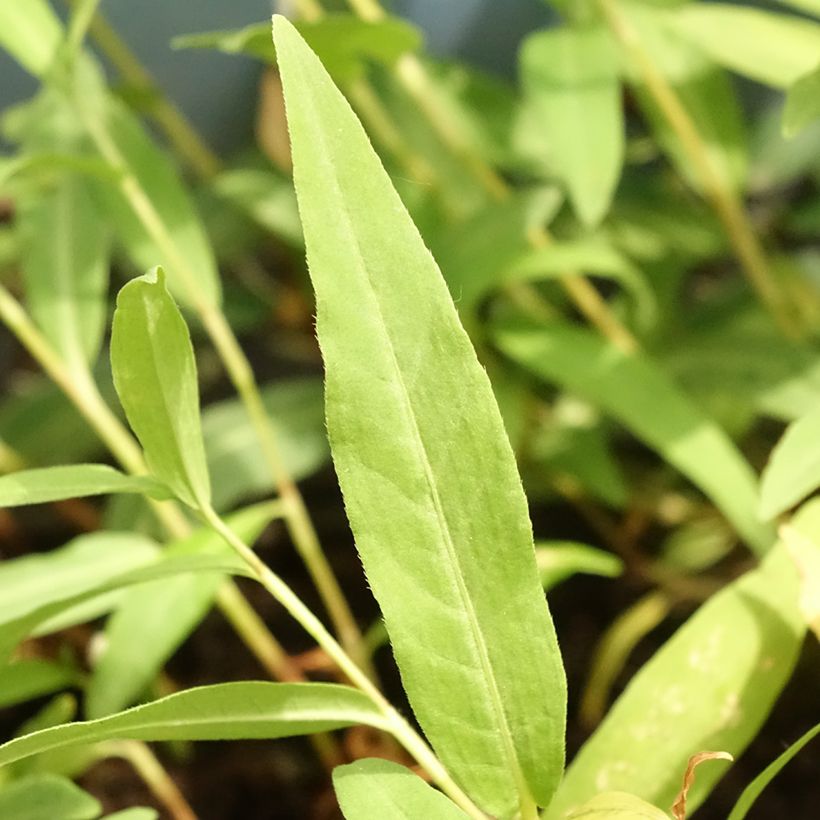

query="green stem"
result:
[596,0,794,337]
[64,0,102,57]
[199,505,487,820]
[73,97,370,678]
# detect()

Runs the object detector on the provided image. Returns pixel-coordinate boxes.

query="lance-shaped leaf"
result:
[783,64,820,138]
[333,758,470,819]
[519,25,624,227]
[19,172,110,374]
[535,542,623,592]
[0,774,100,820]
[0,464,169,508]
[493,317,774,553]
[0,683,388,768]
[0,0,62,77]
[546,500,820,818]
[110,268,211,509]
[274,15,566,815]
[0,660,78,710]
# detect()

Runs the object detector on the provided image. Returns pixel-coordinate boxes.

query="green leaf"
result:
[0,683,388,768]
[202,378,329,512]
[274,15,566,815]
[535,542,623,592]
[546,500,819,817]
[0,661,78,710]
[783,64,820,138]
[0,774,100,820]
[493,317,775,553]
[518,26,623,227]
[85,502,280,719]
[105,811,158,820]
[760,407,820,520]
[174,14,422,82]
[727,722,820,820]
[0,464,170,508]
[671,4,820,88]
[110,268,211,509]
[333,758,470,819]
[89,99,221,308]
[0,0,62,77]
[19,173,110,373]
[565,791,670,819]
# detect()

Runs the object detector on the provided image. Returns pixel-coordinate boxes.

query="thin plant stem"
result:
[101,740,198,820]
[64,0,103,57]
[337,0,639,353]
[0,283,344,771]
[71,96,371,678]
[63,0,221,179]
[595,0,794,337]
[199,505,487,820]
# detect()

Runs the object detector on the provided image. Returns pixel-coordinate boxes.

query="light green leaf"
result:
[566,791,670,819]
[519,26,623,226]
[493,317,775,553]
[671,4,820,88]
[0,682,388,768]
[85,502,280,719]
[274,15,566,815]
[202,378,329,512]
[0,774,100,820]
[174,14,422,82]
[19,173,110,372]
[535,542,623,592]
[210,169,303,247]
[546,500,818,817]
[0,464,170,508]
[110,268,211,509]
[90,99,221,308]
[0,0,62,77]
[0,661,78,710]
[760,407,820,520]
[727,722,820,820]
[333,758,470,819]
[105,810,158,820]
[783,64,820,138]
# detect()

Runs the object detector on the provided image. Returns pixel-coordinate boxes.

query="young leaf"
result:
[85,502,280,719]
[783,64,820,138]
[671,4,820,88]
[274,15,566,815]
[0,683,388,768]
[535,542,623,592]
[19,173,110,373]
[333,758,470,820]
[519,26,623,227]
[110,267,211,510]
[565,791,669,820]
[727,722,820,820]
[546,500,820,818]
[493,317,775,553]
[0,660,78,710]
[0,774,100,820]
[761,406,820,520]
[0,0,62,77]
[0,464,170,508]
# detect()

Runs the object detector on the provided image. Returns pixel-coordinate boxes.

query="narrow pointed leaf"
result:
[535,542,623,592]
[0,464,170,508]
[86,502,280,718]
[0,0,62,77]
[110,268,211,509]
[333,758,470,820]
[274,16,566,815]
[760,406,820,520]
[0,683,388,768]
[0,775,100,820]
[493,317,774,553]
[546,500,819,817]
[0,661,78,710]
[727,722,820,820]
[519,26,623,227]
[783,64,820,138]
[19,173,110,373]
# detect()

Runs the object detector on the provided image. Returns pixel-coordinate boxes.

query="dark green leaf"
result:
[0,464,170,508]
[274,16,566,814]
[110,268,211,509]
[0,683,388,767]
[333,758,470,819]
